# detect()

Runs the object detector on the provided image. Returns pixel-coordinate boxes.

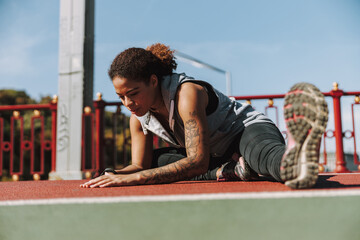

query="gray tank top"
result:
[136,73,274,157]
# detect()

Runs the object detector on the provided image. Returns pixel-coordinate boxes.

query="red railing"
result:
[81,93,129,179]
[0,93,129,181]
[0,82,359,181]
[0,99,57,181]
[233,82,360,173]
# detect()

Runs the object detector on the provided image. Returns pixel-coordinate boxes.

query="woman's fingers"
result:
[80,174,121,188]
[99,181,115,188]
[80,173,137,188]
[80,176,107,188]
[92,177,115,188]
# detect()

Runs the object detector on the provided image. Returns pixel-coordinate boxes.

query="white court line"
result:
[1,189,360,206]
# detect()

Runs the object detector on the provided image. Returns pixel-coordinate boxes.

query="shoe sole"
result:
[235,157,259,181]
[281,83,328,189]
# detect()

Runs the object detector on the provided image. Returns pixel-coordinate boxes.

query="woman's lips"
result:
[129,108,138,113]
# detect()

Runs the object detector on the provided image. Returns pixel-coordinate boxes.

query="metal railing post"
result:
[0,118,3,177]
[330,83,350,173]
[94,93,105,174]
[351,96,360,170]
[50,96,58,173]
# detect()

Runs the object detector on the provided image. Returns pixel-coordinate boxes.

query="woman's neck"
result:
[150,87,168,117]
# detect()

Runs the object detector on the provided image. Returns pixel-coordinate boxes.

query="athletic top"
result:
[135,73,274,157]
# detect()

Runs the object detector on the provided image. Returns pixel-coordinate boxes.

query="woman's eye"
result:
[118,92,137,101]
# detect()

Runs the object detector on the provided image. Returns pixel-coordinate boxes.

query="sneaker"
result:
[281,82,328,189]
[217,153,259,181]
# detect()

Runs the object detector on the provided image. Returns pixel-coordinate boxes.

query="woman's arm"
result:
[138,82,210,184]
[80,114,154,187]
[113,114,153,174]
[80,82,210,187]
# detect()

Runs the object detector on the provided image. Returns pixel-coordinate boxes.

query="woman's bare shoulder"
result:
[177,82,208,109]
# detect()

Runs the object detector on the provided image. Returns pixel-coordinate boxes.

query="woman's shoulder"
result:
[176,82,209,109]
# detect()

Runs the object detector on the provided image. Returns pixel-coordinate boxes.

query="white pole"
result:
[49,0,94,180]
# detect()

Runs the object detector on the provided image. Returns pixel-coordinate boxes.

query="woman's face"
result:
[112,75,159,116]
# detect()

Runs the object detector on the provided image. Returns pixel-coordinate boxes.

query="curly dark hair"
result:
[108,43,177,83]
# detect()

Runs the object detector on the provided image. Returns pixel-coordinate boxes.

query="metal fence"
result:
[0,82,359,181]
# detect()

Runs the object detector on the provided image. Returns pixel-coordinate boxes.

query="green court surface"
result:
[1,195,359,240]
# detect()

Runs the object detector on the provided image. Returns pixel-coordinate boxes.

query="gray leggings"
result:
[152,123,285,181]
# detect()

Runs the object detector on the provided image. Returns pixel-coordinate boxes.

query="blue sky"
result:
[1,0,360,153]
[1,0,359,100]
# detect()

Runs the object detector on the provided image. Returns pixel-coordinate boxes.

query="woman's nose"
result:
[124,97,134,107]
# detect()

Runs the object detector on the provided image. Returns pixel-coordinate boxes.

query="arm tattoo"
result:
[140,116,204,184]
[185,118,200,157]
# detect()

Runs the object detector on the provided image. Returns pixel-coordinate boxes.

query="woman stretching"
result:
[81,43,328,189]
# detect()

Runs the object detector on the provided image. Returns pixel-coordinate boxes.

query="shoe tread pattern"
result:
[281,82,328,189]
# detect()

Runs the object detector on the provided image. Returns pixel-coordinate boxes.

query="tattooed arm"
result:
[80,82,210,188]
[80,114,155,188]
[113,114,154,174]
[138,82,210,184]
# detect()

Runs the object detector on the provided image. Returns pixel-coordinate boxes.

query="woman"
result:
[80,43,328,189]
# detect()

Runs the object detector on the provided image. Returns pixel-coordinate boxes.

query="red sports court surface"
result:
[1,173,360,202]
[1,173,360,240]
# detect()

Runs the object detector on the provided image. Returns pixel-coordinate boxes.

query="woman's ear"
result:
[150,74,158,87]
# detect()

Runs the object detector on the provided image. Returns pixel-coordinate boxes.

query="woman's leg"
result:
[151,147,187,168]
[151,147,222,180]
[151,124,285,182]
[238,122,285,182]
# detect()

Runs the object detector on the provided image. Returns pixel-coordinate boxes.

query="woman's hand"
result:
[80,172,140,188]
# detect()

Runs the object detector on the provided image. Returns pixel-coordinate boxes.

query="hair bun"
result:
[146,43,177,71]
